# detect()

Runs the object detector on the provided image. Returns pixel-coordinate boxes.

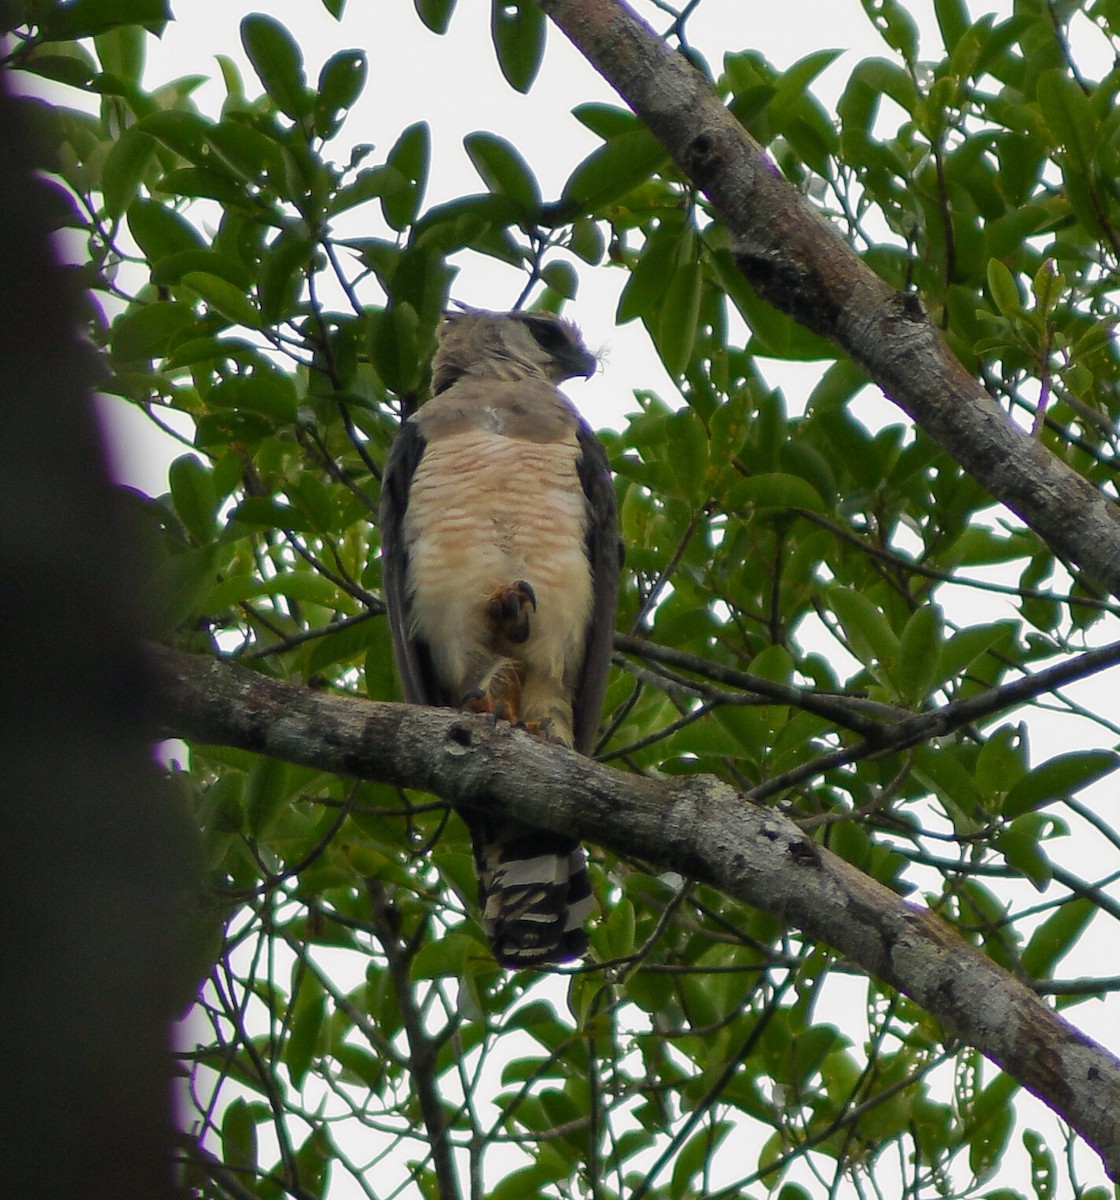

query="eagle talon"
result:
[461,689,518,726]
[486,580,537,644]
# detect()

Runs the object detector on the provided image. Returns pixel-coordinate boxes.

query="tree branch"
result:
[539,0,1120,598]
[149,645,1120,1179]
[366,880,461,1200]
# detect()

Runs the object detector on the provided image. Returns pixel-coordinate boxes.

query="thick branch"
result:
[150,645,1120,1179]
[539,0,1120,597]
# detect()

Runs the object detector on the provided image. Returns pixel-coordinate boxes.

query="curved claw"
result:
[461,688,518,726]
[486,579,537,644]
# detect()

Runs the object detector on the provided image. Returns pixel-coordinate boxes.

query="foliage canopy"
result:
[5,0,1120,1197]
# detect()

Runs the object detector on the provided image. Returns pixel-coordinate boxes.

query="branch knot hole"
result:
[446,722,475,756]
[685,130,719,176]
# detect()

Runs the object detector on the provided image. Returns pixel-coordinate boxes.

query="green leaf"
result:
[947,526,1035,567]
[663,408,708,500]
[770,49,844,132]
[334,1045,383,1089]
[315,49,367,140]
[102,33,154,83]
[331,164,408,215]
[168,454,217,544]
[1031,258,1063,317]
[913,743,986,833]
[1003,750,1120,818]
[562,127,668,208]
[102,125,156,219]
[986,259,1022,315]
[672,1120,732,1194]
[569,216,604,264]
[42,0,171,40]
[258,228,311,323]
[221,1098,258,1174]
[937,621,1013,684]
[1022,1129,1056,1200]
[240,13,311,121]
[726,472,825,515]
[975,725,1028,805]
[381,122,430,231]
[368,302,420,393]
[616,216,682,322]
[490,1164,557,1200]
[860,0,919,65]
[968,1071,1016,1178]
[464,131,541,211]
[230,496,319,535]
[208,374,299,423]
[827,587,899,669]
[157,545,218,633]
[490,0,545,94]
[136,109,211,164]
[656,260,703,377]
[206,120,285,184]
[206,570,344,612]
[572,101,643,139]
[839,58,919,135]
[154,166,248,206]
[150,250,253,289]
[410,928,478,979]
[182,270,262,329]
[164,336,261,370]
[996,817,1052,889]
[110,301,195,364]
[286,974,325,1089]
[1021,898,1094,978]
[1037,68,1094,167]
[895,604,943,705]
[246,755,291,837]
[415,0,456,34]
[934,0,970,51]
[22,51,97,88]
[540,260,578,300]
[305,616,383,674]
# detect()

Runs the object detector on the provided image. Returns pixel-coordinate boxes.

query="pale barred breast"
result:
[402,425,594,695]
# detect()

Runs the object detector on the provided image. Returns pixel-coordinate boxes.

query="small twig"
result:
[240,607,381,660]
[747,638,1120,805]
[628,511,701,635]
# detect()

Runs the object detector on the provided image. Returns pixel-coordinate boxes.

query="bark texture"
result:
[540,0,1120,597]
[149,645,1120,1180]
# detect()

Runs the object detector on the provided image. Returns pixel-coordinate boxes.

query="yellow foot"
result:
[462,689,519,726]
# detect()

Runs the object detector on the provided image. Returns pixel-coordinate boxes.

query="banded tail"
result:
[472,821,596,968]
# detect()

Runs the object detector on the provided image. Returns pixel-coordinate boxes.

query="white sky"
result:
[63,2,1120,1195]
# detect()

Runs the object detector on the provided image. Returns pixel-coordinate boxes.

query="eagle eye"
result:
[524,317,571,356]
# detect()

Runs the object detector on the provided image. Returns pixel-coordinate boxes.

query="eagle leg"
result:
[461,661,523,725]
[486,579,536,645]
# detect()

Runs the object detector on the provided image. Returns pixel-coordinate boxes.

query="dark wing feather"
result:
[379,418,452,707]
[572,422,622,756]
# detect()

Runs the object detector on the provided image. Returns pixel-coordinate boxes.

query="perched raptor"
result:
[379,308,621,968]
